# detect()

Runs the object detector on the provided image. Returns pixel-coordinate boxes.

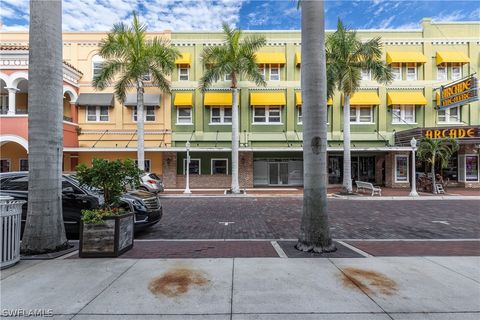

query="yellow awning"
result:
[255,53,286,64]
[436,52,470,65]
[295,91,332,106]
[175,53,191,66]
[204,92,232,106]
[386,52,427,64]
[295,52,301,66]
[343,92,380,105]
[174,92,193,107]
[250,92,286,106]
[387,92,427,106]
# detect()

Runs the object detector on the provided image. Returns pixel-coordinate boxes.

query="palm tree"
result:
[417,138,459,194]
[21,0,67,253]
[199,23,266,194]
[326,19,393,193]
[295,0,335,253]
[93,13,179,171]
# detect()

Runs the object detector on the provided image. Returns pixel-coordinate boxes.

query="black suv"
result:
[0,172,162,239]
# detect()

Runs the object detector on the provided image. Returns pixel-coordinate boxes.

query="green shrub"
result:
[81,208,126,225]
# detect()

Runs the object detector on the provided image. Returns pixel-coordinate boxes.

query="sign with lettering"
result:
[423,127,479,139]
[438,75,478,110]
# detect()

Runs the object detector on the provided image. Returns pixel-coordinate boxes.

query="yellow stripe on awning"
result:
[175,53,191,66]
[255,53,286,64]
[387,92,427,106]
[386,52,427,64]
[250,92,286,106]
[204,92,232,106]
[295,91,333,106]
[436,52,470,65]
[342,92,380,105]
[174,92,193,107]
[295,52,301,66]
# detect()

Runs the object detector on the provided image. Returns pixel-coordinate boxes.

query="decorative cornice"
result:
[387,86,425,90]
[80,130,171,135]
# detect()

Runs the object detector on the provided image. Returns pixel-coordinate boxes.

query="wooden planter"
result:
[79,212,134,258]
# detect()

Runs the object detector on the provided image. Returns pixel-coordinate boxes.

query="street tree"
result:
[21,0,67,254]
[199,23,266,193]
[93,13,179,171]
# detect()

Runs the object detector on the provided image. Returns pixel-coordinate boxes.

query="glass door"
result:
[268,162,289,185]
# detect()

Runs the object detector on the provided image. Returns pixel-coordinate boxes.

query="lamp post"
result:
[409,137,419,197]
[184,141,191,194]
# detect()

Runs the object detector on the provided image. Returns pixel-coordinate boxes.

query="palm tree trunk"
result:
[296,0,335,253]
[431,155,436,194]
[21,0,67,253]
[342,95,353,193]
[231,87,240,193]
[136,81,145,171]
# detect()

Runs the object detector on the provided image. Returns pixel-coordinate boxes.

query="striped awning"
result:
[174,92,193,107]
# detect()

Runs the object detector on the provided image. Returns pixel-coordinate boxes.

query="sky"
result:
[0,0,479,32]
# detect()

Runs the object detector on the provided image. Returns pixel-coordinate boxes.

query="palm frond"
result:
[114,74,134,103]
[150,67,171,93]
[92,59,126,90]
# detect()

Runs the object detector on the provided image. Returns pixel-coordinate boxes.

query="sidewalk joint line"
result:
[337,240,373,258]
[423,257,480,284]
[230,258,235,320]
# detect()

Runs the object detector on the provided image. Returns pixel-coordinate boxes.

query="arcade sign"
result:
[438,75,478,110]
[423,127,479,139]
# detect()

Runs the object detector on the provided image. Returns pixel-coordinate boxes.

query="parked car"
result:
[0,172,162,239]
[139,173,164,193]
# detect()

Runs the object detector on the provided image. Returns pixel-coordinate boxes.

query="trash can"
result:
[1,196,26,269]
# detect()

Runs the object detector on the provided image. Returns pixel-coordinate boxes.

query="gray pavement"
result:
[1,256,479,319]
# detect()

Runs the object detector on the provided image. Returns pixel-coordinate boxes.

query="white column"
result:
[6,88,18,115]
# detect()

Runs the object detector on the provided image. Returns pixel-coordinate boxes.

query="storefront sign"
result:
[438,75,478,110]
[423,127,479,139]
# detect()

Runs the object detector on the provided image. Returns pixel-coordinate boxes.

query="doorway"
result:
[268,162,289,185]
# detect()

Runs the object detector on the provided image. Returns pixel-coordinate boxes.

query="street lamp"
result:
[409,137,419,197]
[184,141,191,194]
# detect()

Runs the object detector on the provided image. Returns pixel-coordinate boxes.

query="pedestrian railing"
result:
[1,196,26,269]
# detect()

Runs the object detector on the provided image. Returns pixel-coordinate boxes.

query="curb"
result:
[332,195,480,200]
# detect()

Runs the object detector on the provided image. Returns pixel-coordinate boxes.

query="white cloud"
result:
[378,15,395,29]
[432,10,468,22]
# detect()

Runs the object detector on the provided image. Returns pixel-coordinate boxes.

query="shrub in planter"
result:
[76,158,142,258]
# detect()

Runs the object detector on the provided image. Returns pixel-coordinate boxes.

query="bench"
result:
[355,181,382,196]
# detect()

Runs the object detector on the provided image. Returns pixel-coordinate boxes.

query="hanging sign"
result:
[438,75,478,110]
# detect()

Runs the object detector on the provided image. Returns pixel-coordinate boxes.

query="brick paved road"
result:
[137,198,480,240]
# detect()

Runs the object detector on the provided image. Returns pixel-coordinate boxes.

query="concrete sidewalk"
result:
[1,256,479,319]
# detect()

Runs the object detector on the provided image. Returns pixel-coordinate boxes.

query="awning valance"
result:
[204,92,232,106]
[124,93,160,106]
[175,53,191,66]
[250,92,286,106]
[387,92,427,106]
[386,52,427,64]
[174,92,193,107]
[436,52,470,65]
[295,91,333,106]
[295,52,301,66]
[342,92,380,105]
[255,52,286,65]
[76,93,114,106]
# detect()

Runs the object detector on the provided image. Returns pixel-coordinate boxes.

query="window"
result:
[350,106,373,123]
[259,64,265,80]
[134,159,151,172]
[438,106,460,123]
[392,105,415,124]
[177,107,192,124]
[253,107,281,124]
[133,106,156,122]
[452,64,462,80]
[183,158,200,175]
[225,73,232,81]
[361,69,371,80]
[179,67,189,81]
[437,66,447,81]
[0,95,8,114]
[270,64,280,81]
[465,155,479,182]
[406,64,417,80]
[92,55,104,80]
[210,107,232,124]
[392,65,401,80]
[395,155,409,183]
[0,159,10,173]
[298,107,302,124]
[211,159,228,175]
[19,159,28,171]
[86,106,109,122]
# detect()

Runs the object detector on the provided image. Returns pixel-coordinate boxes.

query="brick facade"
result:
[385,151,411,188]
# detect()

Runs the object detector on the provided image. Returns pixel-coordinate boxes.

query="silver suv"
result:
[139,173,164,193]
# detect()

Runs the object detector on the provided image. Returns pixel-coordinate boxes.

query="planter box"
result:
[79,212,134,258]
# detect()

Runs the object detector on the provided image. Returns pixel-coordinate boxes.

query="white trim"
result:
[132,105,156,122]
[211,158,228,175]
[91,54,103,80]
[406,63,417,81]
[210,107,232,124]
[178,66,190,81]
[269,64,280,81]
[252,106,282,124]
[63,85,78,103]
[176,107,193,124]
[391,104,416,124]
[0,134,28,151]
[86,105,109,122]
[350,105,374,124]
[183,158,201,175]
[394,154,409,183]
[437,106,461,124]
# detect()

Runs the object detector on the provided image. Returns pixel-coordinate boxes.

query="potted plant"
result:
[76,158,142,257]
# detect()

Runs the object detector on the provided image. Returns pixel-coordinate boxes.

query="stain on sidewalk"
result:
[149,267,210,298]
[339,267,398,296]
